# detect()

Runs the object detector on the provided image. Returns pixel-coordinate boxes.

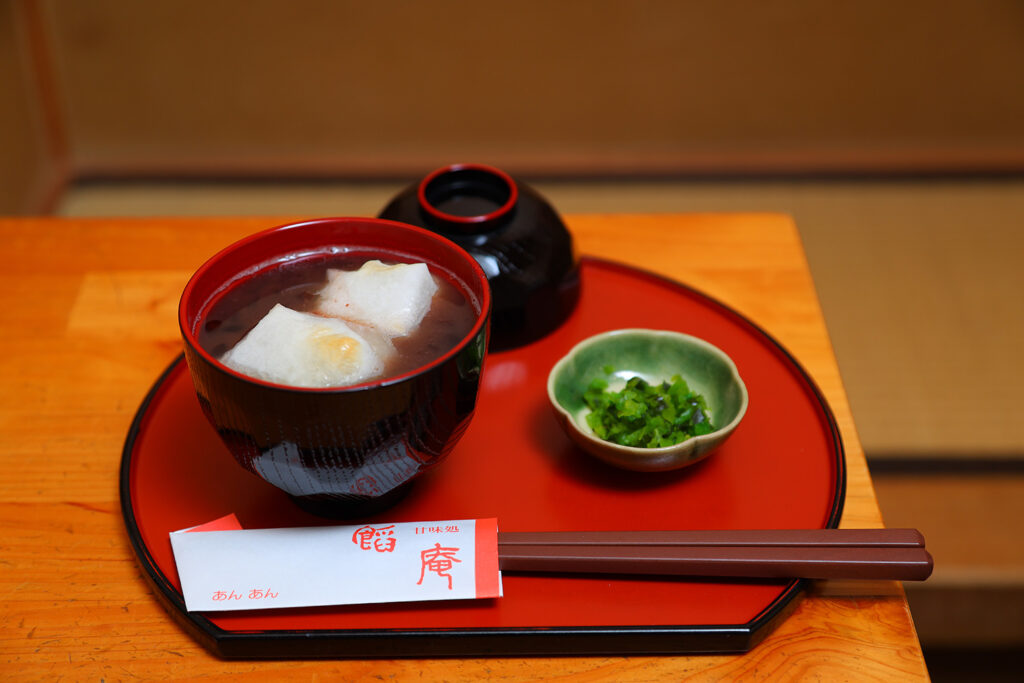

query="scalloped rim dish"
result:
[547,328,750,471]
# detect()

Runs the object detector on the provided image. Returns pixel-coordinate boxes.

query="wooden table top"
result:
[0,214,928,680]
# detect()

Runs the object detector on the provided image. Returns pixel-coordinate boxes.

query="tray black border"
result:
[119,256,846,658]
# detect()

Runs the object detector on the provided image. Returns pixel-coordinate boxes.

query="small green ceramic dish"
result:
[547,329,749,472]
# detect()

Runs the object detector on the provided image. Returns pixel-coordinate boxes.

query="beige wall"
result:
[0,1,65,214]
[41,0,1024,178]
[4,0,1024,213]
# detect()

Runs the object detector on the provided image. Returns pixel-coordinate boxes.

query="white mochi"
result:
[220,304,388,388]
[316,260,439,337]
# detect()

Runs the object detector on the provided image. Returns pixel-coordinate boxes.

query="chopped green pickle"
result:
[582,369,715,448]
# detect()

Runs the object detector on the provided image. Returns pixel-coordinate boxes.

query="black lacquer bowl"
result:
[379,163,580,351]
[178,217,492,518]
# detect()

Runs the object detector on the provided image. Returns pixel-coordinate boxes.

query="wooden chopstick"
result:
[498,528,925,548]
[496,529,933,581]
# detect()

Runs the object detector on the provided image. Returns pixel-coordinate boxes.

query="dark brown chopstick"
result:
[496,529,933,581]
[498,528,925,549]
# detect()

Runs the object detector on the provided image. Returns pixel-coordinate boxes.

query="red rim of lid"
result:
[416,163,519,225]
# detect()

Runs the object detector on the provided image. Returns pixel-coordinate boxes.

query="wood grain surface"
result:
[0,214,928,680]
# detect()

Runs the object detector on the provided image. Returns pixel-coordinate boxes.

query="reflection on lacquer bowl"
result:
[548,329,748,472]
[178,217,492,518]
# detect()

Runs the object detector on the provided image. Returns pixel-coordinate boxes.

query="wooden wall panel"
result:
[0,0,66,214]
[36,0,1024,178]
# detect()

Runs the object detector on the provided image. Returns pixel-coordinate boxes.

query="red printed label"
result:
[170,518,501,612]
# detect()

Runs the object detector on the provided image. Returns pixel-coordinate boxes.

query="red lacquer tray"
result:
[120,257,844,658]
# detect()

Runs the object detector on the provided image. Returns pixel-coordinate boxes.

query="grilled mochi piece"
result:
[220,304,388,388]
[316,260,439,338]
